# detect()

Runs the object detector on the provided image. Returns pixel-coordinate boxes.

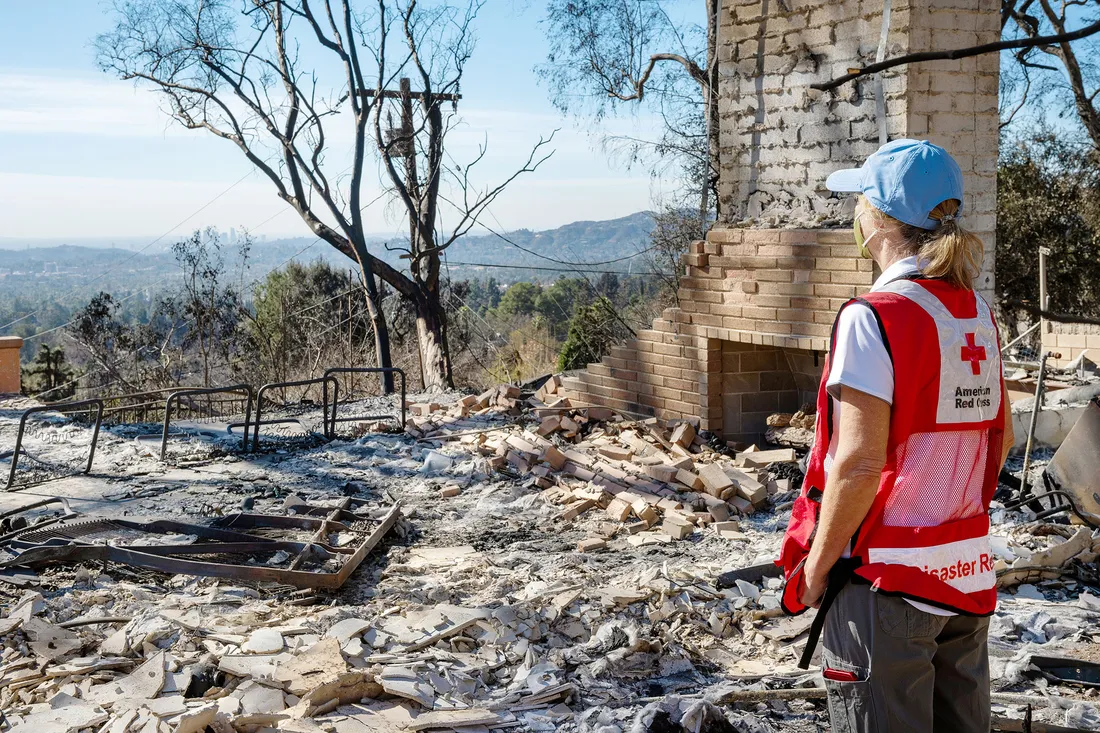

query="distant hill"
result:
[0,243,154,270]
[0,213,661,340]
[0,212,657,291]
[438,212,655,273]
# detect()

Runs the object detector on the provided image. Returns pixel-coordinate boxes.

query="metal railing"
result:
[250,376,338,451]
[100,387,183,425]
[4,366,408,474]
[324,367,406,437]
[159,385,254,460]
[3,399,104,491]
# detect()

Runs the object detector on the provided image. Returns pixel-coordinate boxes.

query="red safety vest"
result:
[779,276,1005,619]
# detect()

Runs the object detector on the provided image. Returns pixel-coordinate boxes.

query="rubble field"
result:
[2,379,1100,733]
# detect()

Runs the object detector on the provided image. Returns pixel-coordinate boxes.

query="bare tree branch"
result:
[611,52,709,101]
[1000,60,1033,129]
[99,0,551,390]
[1006,301,1100,327]
[539,0,717,220]
[433,131,557,255]
[811,17,1100,91]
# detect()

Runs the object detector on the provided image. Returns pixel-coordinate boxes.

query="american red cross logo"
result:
[961,332,987,375]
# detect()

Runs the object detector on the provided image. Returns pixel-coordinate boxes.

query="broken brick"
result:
[576,537,607,553]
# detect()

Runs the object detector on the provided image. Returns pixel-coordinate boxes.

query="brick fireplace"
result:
[561,0,1001,442]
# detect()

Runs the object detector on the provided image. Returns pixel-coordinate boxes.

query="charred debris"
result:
[0,367,1099,733]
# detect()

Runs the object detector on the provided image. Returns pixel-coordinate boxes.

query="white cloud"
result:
[0,71,178,137]
[0,70,662,158]
[0,71,663,238]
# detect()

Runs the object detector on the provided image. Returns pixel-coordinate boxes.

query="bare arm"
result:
[801,386,891,606]
[1000,383,1015,469]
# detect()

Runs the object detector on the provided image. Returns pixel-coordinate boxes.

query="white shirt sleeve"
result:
[826,302,895,405]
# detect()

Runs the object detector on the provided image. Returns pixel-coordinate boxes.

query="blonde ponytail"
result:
[917,200,983,290]
[857,196,983,290]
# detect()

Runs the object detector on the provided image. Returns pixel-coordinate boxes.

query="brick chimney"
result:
[561,0,1000,443]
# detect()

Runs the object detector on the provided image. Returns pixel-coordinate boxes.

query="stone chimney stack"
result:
[718,0,999,298]
[561,0,1001,442]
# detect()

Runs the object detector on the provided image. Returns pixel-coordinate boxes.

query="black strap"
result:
[798,558,861,669]
[852,296,894,366]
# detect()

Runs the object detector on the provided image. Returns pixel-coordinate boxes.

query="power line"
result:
[14,152,402,404]
[6,147,384,341]
[33,370,120,402]
[30,240,356,398]
[24,236,325,346]
[442,260,667,277]
[16,208,308,345]
[432,171,655,269]
[24,282,166,344]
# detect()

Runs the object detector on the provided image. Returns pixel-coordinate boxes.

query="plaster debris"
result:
[242,628,285,654]
[1,383,1098,732]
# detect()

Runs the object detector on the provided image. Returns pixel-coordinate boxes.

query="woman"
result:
[778,139,1015,733]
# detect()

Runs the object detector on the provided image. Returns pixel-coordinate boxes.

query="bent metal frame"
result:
[159,384,254,461]
[0,497,401,589]
[324,367,406,437]
[4,369,407,486]
[249,375,339,451]
[3,399,104,491]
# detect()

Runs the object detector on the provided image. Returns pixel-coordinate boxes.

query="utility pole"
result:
[362,78,461,254]
[361,78,461,389]
[399,77,420,251]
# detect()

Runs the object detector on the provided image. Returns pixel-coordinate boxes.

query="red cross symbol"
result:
[960,332,987,375]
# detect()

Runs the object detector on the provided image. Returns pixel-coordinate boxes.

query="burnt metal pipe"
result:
[1020,351,1059,501]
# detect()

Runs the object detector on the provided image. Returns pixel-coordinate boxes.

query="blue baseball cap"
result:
[825,139,964,230]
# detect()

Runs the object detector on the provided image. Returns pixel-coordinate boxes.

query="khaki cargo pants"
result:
[822,582,990,733]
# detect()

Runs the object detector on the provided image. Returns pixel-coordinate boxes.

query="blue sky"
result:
[0,1,671,244]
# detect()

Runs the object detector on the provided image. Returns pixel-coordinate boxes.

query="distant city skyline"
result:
[0,3,671,246]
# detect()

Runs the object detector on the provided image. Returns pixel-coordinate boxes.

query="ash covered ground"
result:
[1,389,1099,732]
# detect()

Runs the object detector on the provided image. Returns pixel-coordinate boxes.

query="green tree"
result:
[464,278,502,313]
[536,278,591,340]
[558,297,630,371]
[22,345,75,400]
[246,261,373,384]
[497,282,542,317]
[166,230,249,387]
[484,278,503,311]
[67,292,143,393]
[997,134,1100,324]
[595,272,620,303]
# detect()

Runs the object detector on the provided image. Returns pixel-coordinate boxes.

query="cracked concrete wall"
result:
[718,0,1000,298]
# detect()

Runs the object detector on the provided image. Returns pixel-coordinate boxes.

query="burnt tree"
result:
[98,0,550,389]
[363,1,552,387]
[540,0,719,223]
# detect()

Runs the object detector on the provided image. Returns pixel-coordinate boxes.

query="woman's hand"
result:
[799,563,828,608]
